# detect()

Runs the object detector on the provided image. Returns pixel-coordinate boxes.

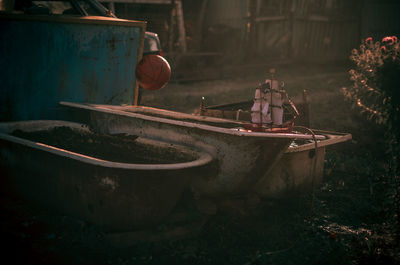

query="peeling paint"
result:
[0,17,143,121]
[99,176,119,191]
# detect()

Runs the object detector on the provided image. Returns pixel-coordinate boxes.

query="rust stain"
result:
[106,37,117,51]
[106,37,128,52]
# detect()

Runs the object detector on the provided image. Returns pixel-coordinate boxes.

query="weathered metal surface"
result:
[0,14,146,121]
[255,130,352,198]
[60,102,325,199]
[190,100,352,197]
[0,120,212,232]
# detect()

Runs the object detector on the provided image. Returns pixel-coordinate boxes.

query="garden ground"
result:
[1,61,399,265]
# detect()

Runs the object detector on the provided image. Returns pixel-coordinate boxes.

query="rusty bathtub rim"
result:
[60,101,326,140]
[285,130,352,153]
[0,122,213,171]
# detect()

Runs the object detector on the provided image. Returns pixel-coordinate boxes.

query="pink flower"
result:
[381,46,387,52]
[365,37,372,44]
[392,36,398,43]
[382,36,395,45]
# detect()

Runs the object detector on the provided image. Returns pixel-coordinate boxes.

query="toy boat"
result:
[199,89,351,198]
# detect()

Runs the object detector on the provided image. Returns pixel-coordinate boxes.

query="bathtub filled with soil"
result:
[0,120,213,232]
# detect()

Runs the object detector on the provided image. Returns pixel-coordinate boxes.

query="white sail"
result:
[251,79,283,126]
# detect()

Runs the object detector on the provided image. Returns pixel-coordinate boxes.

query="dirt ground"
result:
[1,61,399,265]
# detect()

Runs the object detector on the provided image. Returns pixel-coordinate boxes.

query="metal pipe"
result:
[70,0,88,16]
[85,0,116,17]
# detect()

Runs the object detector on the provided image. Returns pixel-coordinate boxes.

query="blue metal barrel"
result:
[0,14,146,121]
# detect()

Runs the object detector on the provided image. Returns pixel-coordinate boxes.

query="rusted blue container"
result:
[0,14,146,121]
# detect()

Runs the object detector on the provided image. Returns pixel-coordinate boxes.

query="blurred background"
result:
[99,0,400,81]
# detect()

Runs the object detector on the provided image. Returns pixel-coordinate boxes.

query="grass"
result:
[1,61,399,264]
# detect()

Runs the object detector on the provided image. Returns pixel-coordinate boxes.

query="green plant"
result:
[343,36,399,125]
[343,36,400,166]
[343,36,400,255]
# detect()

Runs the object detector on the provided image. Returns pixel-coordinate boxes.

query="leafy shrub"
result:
[343,36,399,126]
[343,36,400,252]
[343,36,400,168]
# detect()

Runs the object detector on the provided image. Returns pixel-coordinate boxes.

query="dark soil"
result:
[11,126,195,164]
[1,62,400,265]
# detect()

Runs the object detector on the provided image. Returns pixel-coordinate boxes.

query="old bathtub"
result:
[60,102,325,199]
[0,120,213,231]
[254,130,352,198]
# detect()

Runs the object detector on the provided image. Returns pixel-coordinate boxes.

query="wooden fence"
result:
[249,0,364,61]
